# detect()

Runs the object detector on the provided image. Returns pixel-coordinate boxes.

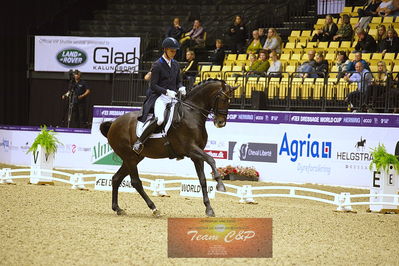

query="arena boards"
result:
[1,105,399,188]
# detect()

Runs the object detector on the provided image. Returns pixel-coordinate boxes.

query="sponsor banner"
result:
[168,218,273,258]
[180,180,216,199]
[0,128,92,169]
[34,36,140,73]
[94,175,136,193]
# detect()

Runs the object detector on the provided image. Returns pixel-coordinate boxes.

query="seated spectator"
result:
[263,28,282,54]
[368,60,388,108]
[314,52,329,78]
[246,50,270,77]
[353,28,377,53]
[376,0,394,16]
[347,51,371,72]
[335,51,351,78]
[210,39,225,66]
[374,61,388,85]
[228,15,248,54]
[333,14,353,41]
[376,24,387,52]
[246,30,263,54]
[166,17,184,41]
[296,50,316,78]
[344,61,373,110]
[358,0,382,17]
[381,0,399,16]
[382,28,399,53]
[311,14,338,42]
[181,50,198,90]
[266,51,283,77]
[258,27,266,46]
[180,19,205,53]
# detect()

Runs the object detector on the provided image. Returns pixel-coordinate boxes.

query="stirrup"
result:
[133,141,144,154]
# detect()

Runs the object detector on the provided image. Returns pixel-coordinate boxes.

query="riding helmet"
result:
[162,37,180,50]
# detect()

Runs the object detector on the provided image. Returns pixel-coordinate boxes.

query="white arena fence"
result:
[1,167,398,212]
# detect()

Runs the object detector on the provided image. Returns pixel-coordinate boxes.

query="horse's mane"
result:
[186,78,224,99]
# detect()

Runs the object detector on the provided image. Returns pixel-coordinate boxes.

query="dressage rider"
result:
[133,37,186,154]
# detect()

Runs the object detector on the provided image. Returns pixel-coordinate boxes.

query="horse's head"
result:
[213,82,239,128]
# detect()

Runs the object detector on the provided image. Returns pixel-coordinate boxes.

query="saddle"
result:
[136,101,184,160]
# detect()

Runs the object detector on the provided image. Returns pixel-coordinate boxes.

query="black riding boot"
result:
[133,118,159,154]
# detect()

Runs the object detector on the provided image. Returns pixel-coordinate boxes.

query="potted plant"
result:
[213,165,260,181]
[27,125,61,184]
[368,143,399,213]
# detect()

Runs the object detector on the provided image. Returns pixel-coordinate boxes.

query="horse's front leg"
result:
[191,158,215,217]
[188,147,226,192]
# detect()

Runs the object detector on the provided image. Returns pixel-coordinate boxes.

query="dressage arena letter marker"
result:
[168,218,272,258]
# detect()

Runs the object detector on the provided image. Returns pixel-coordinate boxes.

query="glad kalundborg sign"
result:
[34,36,140,73]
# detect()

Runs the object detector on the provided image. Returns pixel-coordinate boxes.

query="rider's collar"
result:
[162,55,172,68]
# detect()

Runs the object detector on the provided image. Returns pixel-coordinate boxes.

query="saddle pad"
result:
[136,101,176,139]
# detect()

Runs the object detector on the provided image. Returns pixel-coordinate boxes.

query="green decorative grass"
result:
[369,144,399,173]
[27,125,61,155]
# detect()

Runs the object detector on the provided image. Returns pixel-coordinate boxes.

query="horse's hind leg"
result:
[128,162,160,217]
[192,158,215,217]
[112,163,129,215]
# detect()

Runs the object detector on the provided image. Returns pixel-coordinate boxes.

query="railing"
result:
[2,167,398,212]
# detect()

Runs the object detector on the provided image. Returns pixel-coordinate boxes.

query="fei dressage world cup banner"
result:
[34,36,140,73]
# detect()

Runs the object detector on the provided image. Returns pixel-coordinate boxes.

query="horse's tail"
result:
[100,121,112,138]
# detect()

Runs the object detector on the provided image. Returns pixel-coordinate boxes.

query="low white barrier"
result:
[1,167,398,212]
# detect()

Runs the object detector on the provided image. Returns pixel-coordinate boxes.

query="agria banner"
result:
[90,106,399,188]
[34,36,140,73]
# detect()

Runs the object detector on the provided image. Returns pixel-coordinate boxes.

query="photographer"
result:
[62,69,90,128]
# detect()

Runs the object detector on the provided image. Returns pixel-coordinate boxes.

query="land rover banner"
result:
[34,36,140,73]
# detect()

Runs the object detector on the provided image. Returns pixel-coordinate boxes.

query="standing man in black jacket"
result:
[133,37,186,154]
[228,15,248,54]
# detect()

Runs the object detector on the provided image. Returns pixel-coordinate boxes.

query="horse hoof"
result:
[116,209,126,216]
[216,183,226,192]
[206,209,215,217]
[152,209,161,218]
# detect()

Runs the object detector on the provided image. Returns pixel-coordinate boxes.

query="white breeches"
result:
[154,94,174,125]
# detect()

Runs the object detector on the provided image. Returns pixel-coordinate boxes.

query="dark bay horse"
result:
[99,80,238,217]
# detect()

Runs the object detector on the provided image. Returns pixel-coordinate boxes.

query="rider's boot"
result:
[133,118,159,154]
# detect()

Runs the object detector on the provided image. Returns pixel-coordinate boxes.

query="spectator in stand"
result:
[382,28,399,53]
[166,17,184,41]
[246,30,263,54]
[374,61,388,84]
[258,27,267,46]
[263,28,282,54]
[266,51,282,77]
[313,52,329,78]
[210,39,225,66]
[347,51,371,72]
[357,0,382,17]
[181,50,198,90]
[335,51,351,78]
[311,14,338,42]
[180,19,205,53]
[332,14,353,41]
[353,28,377,53]
[344,62,374,110]
[375,24,387,52]
[246,50,270,77]
[228,15,248,54]
[296,50,316,78]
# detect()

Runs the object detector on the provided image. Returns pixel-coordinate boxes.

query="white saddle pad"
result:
[136,102,176,139]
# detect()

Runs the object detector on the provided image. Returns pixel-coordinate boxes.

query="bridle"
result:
[177,82,233,120]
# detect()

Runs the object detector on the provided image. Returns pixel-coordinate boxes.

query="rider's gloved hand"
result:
[178,86,187,96]
[166,89,177,99]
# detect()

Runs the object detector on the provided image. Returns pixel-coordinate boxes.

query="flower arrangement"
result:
[27,125,61,156]
[213,165,260,181]
[369,143,399,173]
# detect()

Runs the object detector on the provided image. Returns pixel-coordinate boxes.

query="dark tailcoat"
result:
[139,57,182,122]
